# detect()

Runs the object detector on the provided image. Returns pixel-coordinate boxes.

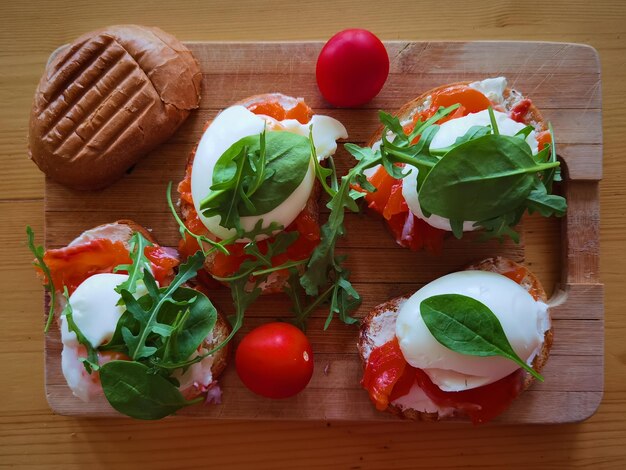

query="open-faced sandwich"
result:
[358,257,552,424]
[349,77,566,253]
[177,93,347,293]
[28,220,230,419]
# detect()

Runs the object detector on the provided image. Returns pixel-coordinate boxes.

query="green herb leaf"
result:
[326,269,360,330]
[449,219,464,239]
[166,181,231,255]
[199,131,312,229]
[420,293,543,381]
[363,107,566,243]
[430,125,492,156]
[419,134,560,222]
[26,226,57,333]
[526,178,567,217]
[514,124,535,139]
[309,128,336,197]
[155,287,217,365]
[476,210,524,243]
[488,107,500,135]
[120,252,206,360]
[100,360,202,420]
[61,287,100,374]
[302,143,381,298]
[113,232,152,294]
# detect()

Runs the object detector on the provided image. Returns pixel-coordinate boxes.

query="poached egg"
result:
[395,270,550,392]
[60,272,217,402]
[190,105,347,241]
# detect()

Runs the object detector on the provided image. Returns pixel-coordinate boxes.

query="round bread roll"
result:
[29,25,202,190]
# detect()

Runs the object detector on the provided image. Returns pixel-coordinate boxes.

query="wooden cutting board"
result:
[43,41,603,423]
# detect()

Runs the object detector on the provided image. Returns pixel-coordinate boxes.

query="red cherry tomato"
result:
[316,29,389,107]
[235,322,314,399]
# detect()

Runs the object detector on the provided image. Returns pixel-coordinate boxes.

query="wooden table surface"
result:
[1,0,624,468]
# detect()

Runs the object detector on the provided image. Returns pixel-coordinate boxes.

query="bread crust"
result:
[29,25,202,190]
[61,220,230,384]
[178,93,320,294]
[366,81,548,148]
[358,257,553,421]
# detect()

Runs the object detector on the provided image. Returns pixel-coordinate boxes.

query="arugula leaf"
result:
[26,226,56,333]
[100,360,203,420]
[113,232,152,294]
[300,144,380,296]
[378,111,406,138]
[476,210,524,243]
[488,107,500,135]
[120,252,206,360]
[542,123,561,192]
[199,131,312,229]
[420,293,543,381]
[526,178,567,217]
[326,269,360,329]
[61,287,100,374]
[166,181,231,255]
[309,128,336,197]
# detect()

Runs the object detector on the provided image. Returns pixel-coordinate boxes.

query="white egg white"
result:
[190,105,347,242]
[60,273,221,402]
[395,270,550,392]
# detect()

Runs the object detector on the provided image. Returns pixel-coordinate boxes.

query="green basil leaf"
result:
[449,219,464,239]
[100,360,201,420]
[420,293,543,381]
[419,134,558,221]
[200,131,312,229]
[430,125,491,156]
[157,287,217,364]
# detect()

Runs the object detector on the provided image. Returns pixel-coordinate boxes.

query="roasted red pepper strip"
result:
[510,98,532,123]
[43,238,179,294]
[361,338,408,411]
[415,368,525,425]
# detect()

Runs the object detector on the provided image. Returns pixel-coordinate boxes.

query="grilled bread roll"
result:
[29,25,202,189]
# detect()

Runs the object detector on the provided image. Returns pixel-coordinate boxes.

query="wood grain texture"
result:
[2,0,625,468]
[40,40,602,424]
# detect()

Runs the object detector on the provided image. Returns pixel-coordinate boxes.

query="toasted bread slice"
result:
[358,257,553,421]
[55,220,230,395]
[178,93,320,294]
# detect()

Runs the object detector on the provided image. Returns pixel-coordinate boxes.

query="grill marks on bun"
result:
[29,25,202,190]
